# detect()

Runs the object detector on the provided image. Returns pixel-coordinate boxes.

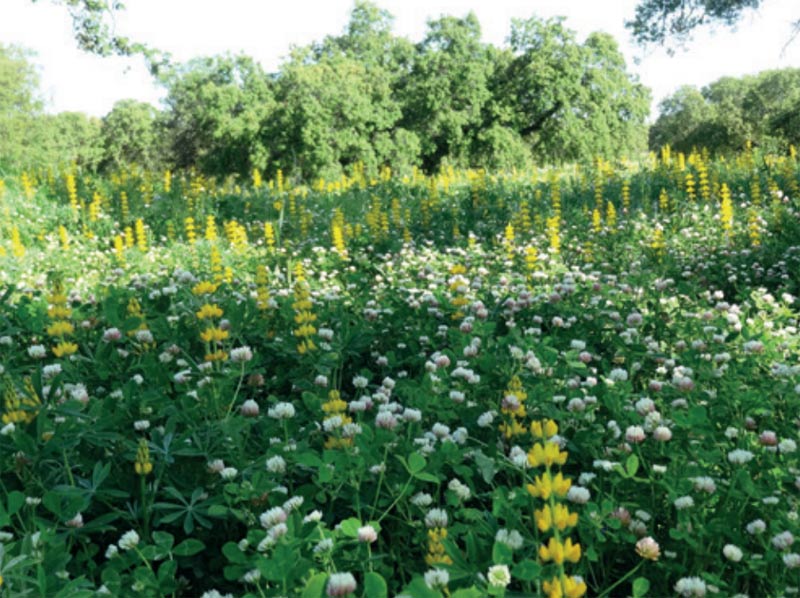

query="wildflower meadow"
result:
[0,147,799,597]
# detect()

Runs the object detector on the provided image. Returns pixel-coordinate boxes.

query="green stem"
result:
[596,560,644,598]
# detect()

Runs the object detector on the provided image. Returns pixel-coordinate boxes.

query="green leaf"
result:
[473,451,496,483]
[492,541,513,565]
[173,538,204,556]
[512,559,541,581]
[7,491,24,517]
[408,451,426,474]
[626,454,640,477]
[632,577,650,597]
[400,576,441,598]
[364,572,388,598]
[152,531,174,551]
[414,472,441,484]
[339,517,362,538]
[452,589,483,598]
[303,573,328,598]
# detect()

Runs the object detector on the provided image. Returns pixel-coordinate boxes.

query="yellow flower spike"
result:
[200,327,229,343]
[134,438,153,476]
[196,304,223,319]
[552,503,579,531]
[535,505,553,532]
[46,321,74,337]
[527,442,568,468]
[192,281,219,295]
[563,537,582,563]
[539,537,565,564]
[552,471,572,497]
[527,472,553,500]
[52,341,78,358]
[564,576,587,598]
[543,577,564,598]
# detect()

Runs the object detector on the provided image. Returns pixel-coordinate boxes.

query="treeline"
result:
[1,2,651,180]
[650,68,800,154]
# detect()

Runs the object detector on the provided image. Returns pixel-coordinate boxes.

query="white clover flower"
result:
[495,529,524,550]
[220,467,238,480]
[779,439,797,454]
[424,568,449,590]
[0,423,15,436]
[28,345,47,358]
[674,496,694,510]
[772,531,794,550]
[783,553,800,568]
[477,411,495,428]
[567,486,591,504]
[268,402,296,419]
[260,507,287,529]
[243,569,261,584]
[487,564,511,588]
[313,538,334,554]
[326,572,357,596]
[728,449,754,464]
[282,496,304,513]
[105,544,119,559]
[118,530,140,551]
[675,576,707,597]
[448,478,471,501]
[357,525,378,544]
[411,492,433,507]
[352,375,369,389]
[691,476,717,493]
[746,519,766,535]
[266,455,286,474]
[303,510,323,523]
[425,508,448,528]
[230,346,253,363]
[723,544,743,562]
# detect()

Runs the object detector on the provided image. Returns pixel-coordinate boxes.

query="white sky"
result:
[2,0,799,118]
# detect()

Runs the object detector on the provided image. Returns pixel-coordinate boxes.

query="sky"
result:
[2,0,799,118]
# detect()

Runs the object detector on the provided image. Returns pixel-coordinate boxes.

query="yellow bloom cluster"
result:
[526,419,586,598]
[498,376,527,438]
[2,378,41,425]
[425,527,453,567]
[292,278,316,355]
[47,282,77,357]
[448,264,469,319]
[322,390,352,449]
[135,437,153,475]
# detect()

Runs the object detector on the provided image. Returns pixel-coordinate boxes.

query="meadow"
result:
[0,147,799,597]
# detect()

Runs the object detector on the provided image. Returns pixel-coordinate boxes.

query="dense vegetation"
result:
[0,146,798,597]
[650,68,800,154]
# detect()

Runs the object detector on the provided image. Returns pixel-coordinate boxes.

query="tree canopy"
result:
[627,0,799,49]
[649,68,800,153]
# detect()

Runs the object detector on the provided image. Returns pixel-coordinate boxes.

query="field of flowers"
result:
[0,147,799,597]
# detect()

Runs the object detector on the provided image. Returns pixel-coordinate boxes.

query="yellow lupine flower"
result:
[196,304,224,319]
[192,281,219,295]
[527,441,569,468]
[47,321,74,337]
[200,327,229,343]
[48,305,72,319]
[135,438,153,476]
[204,350,229,362]
[52,341,79,358]
[543,576,587,598]
[538,537,581,565]
[530,419,559,439]
[536,504,579,532]
[526,471,572,500]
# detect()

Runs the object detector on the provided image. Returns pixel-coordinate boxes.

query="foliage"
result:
[0,145,799,597]
[650,68,800,154]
